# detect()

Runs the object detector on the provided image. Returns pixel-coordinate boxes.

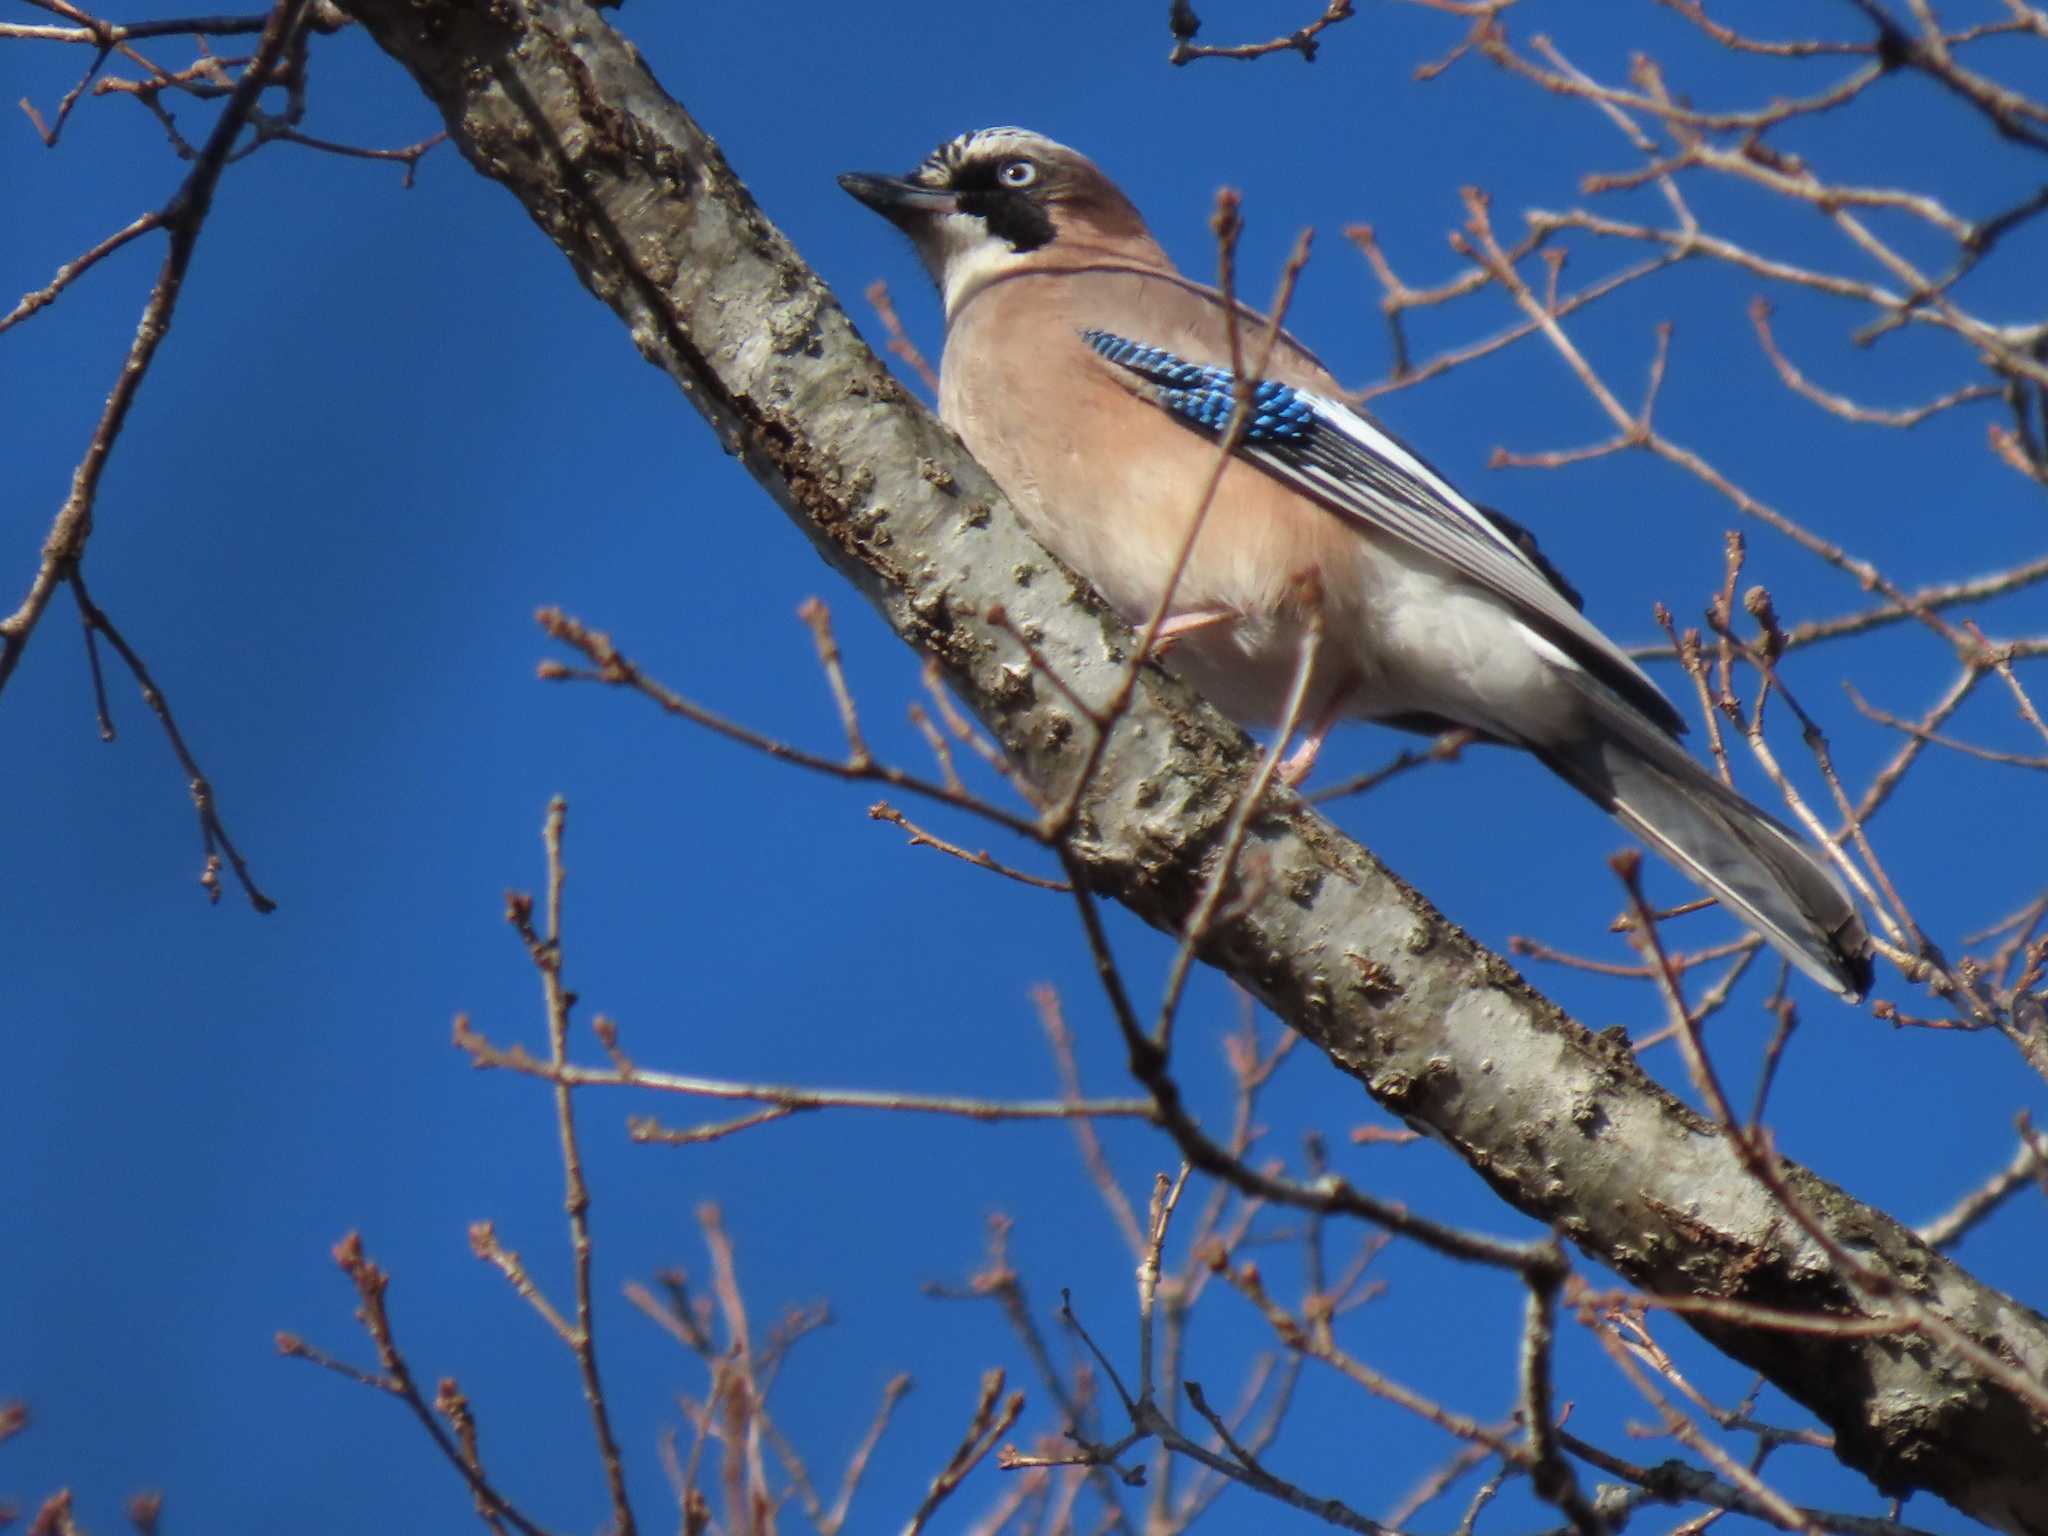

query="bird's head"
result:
[839,127,1157,316]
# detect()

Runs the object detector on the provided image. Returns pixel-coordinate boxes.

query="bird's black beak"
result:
[837,171,959,222]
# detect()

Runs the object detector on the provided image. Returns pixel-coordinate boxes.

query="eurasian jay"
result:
[840,126,1874,1001]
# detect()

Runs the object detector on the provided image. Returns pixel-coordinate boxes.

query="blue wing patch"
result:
[1082,329,1315,444]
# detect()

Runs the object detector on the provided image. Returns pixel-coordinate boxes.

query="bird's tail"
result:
[1533,669,1874,1001]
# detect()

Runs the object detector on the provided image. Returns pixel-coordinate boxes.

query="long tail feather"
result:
[1535,670,1874,1001]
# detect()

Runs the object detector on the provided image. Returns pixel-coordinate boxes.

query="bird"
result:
[839,127,1874,1001]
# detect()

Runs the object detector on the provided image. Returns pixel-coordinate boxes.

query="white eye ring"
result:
[998,159,1038,188]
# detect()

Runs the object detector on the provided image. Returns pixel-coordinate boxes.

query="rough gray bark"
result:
[336,1,2048,1527]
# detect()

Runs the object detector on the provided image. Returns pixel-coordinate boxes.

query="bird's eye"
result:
[998,158,1038,188]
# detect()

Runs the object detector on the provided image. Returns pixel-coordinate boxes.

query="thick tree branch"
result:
[335,1,2048,1528]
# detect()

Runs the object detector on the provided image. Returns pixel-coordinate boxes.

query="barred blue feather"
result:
[1082,330,1316,443]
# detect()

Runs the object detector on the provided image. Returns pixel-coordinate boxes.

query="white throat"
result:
[922,214,1036,320]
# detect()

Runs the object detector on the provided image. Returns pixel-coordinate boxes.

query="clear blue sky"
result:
[4,2,2043,1531]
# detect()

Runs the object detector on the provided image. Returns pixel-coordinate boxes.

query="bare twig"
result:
[905,1369,1026,1535]
[869,801,1069,889]
[2,0,311,694]
[280,1236,555,1536]
[1166,0,1356,65]
[530,803,638,1531]
[453,1011,1151,1131]
[863,278,939,396]
[1916,1116,2048,1250]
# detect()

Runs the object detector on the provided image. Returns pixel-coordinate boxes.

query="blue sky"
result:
[3,2,2044,1531]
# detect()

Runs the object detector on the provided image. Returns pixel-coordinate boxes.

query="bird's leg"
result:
[1147,608,1235,658]
[1278,679,1357,789]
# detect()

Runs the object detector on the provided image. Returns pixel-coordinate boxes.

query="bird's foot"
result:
[1148,608,1235,658]
[1278,726,1329,788]
[1277,676,1359,789]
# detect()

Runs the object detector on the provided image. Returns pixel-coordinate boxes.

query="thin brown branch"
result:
[528,800,638,1536]
[820,1373,912,1535]
[468,1219,575,1345]
[281,1235,557,1536]
[862,278,939,396]
[1,0,311,697]
[925,1216,1138,1531]
[1750,297,2000,427]
[1306,728,1472,803]
[1628,555,2048,659]
[1846,682,2048,769]
[1033,985,1149,1259]
[1382,1442,1499,1531]
[1176,1378,1385,1534]
[1656,0,1875,58]
[1586,1309,1819,1533]
[1042,1284,1388,1534]
[1219,1253,1531,1512]
[798,597,869,766]
[1516,1269,1601,1536]
[906,1369,1026,1535]
[67,569,276,910]
[1915,1116,2048,1251]
[869,800,1069,889]
[538,608,1044,841]
[1166,0,1356,64]
[453,1011,1152,1129]
[0,209,166,335]
[268,124,446,185]
[4,10,274,44]
[435,1378,511,1536]
[1556,1426,1938,1536]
